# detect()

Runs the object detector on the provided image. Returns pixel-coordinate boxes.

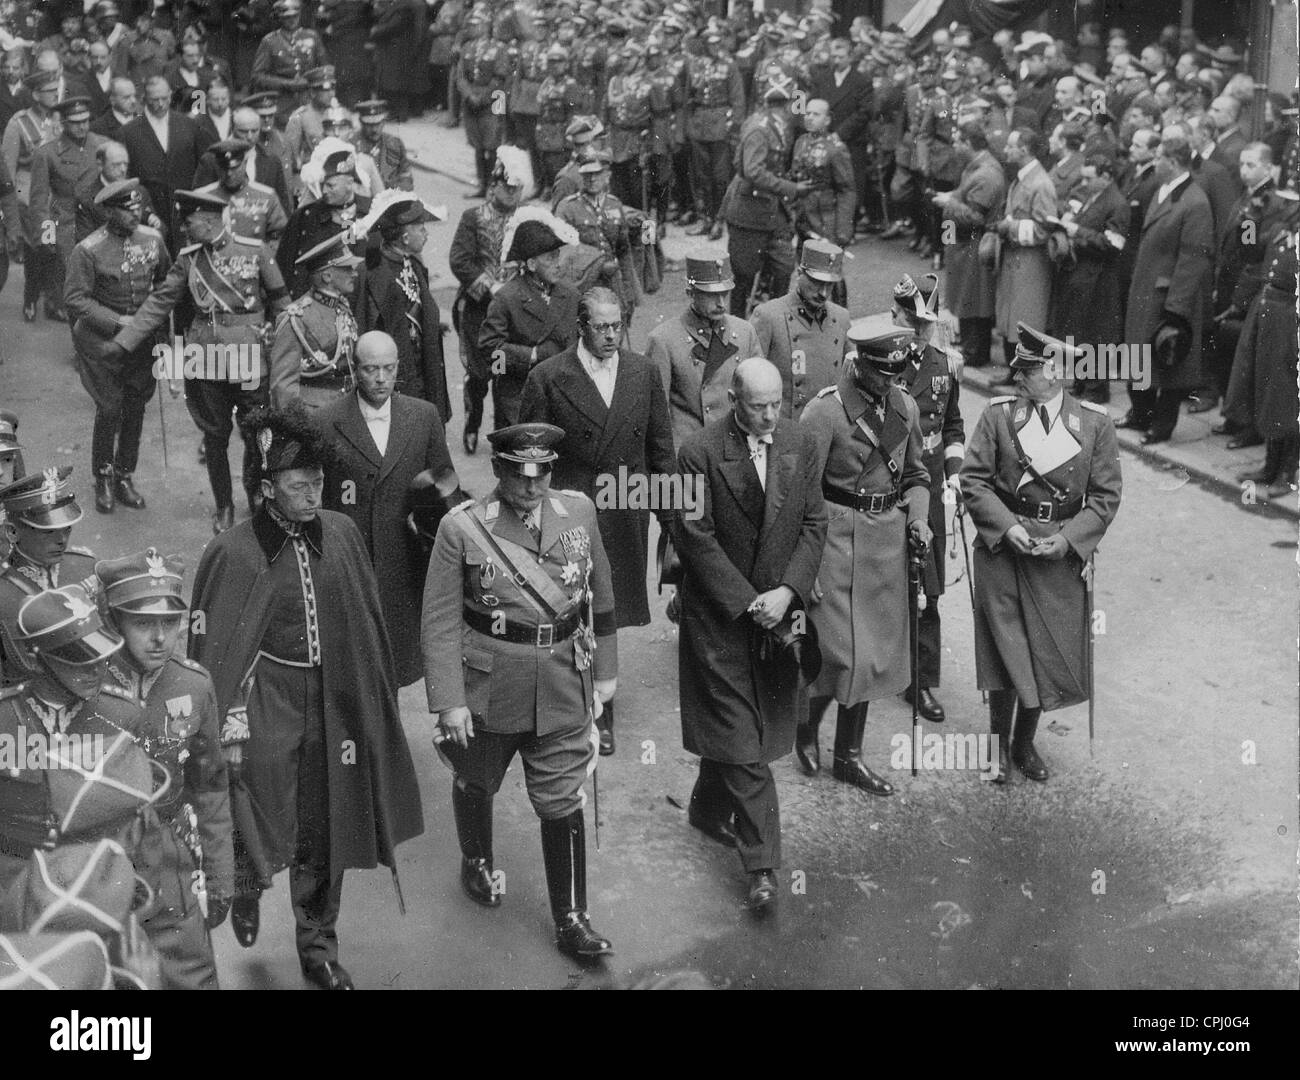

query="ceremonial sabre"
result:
[955,502,985,703]
[1085,552,1096,757]
[908,539,925,778]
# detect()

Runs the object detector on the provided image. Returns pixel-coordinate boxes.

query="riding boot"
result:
[452,784,499,907]
[540,811,613,959]
[795,695,827,776]
[1011,702,1048,781]
[831,703,893,795]
[988,688,1015,783]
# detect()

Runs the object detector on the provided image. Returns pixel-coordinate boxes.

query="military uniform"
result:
[606,70,665,211]
[194,177,288,244]
[685,52,744,226]
[64,207,170,490]
[29,127,106,307]
[509,39,548,165]
[724,102,799,317]
[1,102,61,315]
[555,187,638,314]
[269,286,359,412]
[960,326,1122,782]
[750,292,849,421]
[457,36,511,191]
[642,53,681,222]
[893,81,928,243]
[354,128,413,192]
[572,38,608,115]
[790,129,856,252]
[536,75,584,189]
[422,423,616,958]
[251,24,328,124]
[0,547,99,687]
[283,99,329,174]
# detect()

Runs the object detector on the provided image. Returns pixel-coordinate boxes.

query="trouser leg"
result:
[1151,388,1184,437]
[916,596,941,688]
[728,226,764,317]
[988,687,1015,782]
[708,760,780,873]
[142,903,220,990]
[290,670,338,968]
[959,316,992,367]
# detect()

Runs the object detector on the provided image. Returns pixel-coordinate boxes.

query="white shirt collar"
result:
[577,340,617,370]
[1039,390,1064,425]
[1157,170,1189,203]
[358,394,391,421]
[1017,157,1039,181]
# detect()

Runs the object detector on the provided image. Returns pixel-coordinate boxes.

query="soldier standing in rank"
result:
[536,48,584,195]
[193,138,289,248]
[894,56,936,257]
[921,62,963,270]
[891,274,965,723]
[556,149,640,324]
[29,97,104,322]
[684,31,745,242]
[97,548,234,990]
[105,188,290,534]
[353,100,414,193]
[571,14,608,115]
[252,0,328,128]
[605,42,664,214]
[283,65,337,179]
[0,468,99,687]
[960,324,1122,783]
[245,92,297,200]
[749,238,849,422]
[64,178,169,515]
[789,101,856,306]
[642,41,679,227]
[356,193,450,417]
[270,230,361,412]
[189,403,423,990]
[797,330,931,792]
[457,10,509,199]
[2,69,63,322]
[724,79,813,318]
[508,20,547,185]
[422,423,617,960]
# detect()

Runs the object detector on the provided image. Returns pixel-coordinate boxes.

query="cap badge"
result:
[40,467,59,507]
[63,590,96,624]
[147,552,168,578]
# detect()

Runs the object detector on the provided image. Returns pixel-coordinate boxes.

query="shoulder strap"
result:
[1003,402,1067,502]
[449,506,576,621]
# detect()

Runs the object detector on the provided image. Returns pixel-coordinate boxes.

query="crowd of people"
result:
[0,0,1289,992]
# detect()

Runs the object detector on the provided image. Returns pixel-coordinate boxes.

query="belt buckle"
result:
[868,493,886,512]
[1035,501,1053,523]
[535,623,554,648]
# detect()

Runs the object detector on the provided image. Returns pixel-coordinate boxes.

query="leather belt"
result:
[464,605,585,647]
[823,485,899,513]
[195,310,264,325]
[996,490,1084,522]
[921,431,942,453]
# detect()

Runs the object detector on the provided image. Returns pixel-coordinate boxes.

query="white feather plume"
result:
[492,144,535,197]
[500,204,578,265]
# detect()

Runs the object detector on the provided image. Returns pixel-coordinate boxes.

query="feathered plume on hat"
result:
[490,144,536,199]
[354,188,448,240]
[300,136,375,202]
[500,205,578,267]
[239,401,339,485]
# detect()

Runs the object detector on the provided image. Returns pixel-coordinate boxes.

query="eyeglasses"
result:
[587,322,623,336]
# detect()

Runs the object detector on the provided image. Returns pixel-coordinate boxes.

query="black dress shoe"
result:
[1268,474,1298,499]
[1211,420,1241,436]
[906,235,922,251]
[230,895,260,947]
[1186,393,1218,414]
[460,856,500,907]
[301,960,355,990]
[1140,431,1171,445]
[114,473,146,509]
[904,685,945,723]
[992,739,1010,785]
[688,810,737,848]
[1115,413,1151,431]
[555,912,613,958]
[1227,433,1264,450]
[212,506,235,534]
[747,870,778,912]
[94,470,115,513]
[462,430,478,454]
[831,757,894,795]
[1237,463,1275,483]
[880,220,909,240]
[23,303,36,322]
[1012,743,1049,782]
[794,722,820,775]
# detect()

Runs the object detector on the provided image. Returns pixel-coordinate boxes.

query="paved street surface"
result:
[2,119,1294,990]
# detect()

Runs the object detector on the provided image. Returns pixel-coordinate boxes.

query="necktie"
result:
[1039,405,1051,432]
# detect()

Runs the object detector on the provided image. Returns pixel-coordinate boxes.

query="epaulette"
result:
[137,223,162,239]
[549,495,572,516]
[556,192,580,205]
[1276,189,1299,201]
[988,395,1016,405]
[1078,400,1109,414]
[66,545,95,558]
[231,232,263,247]
[815,384,838,398]
[284,297,311,317]
[175,656,207,674]
[945,350,962,376]
[0,684,24,701]
[99,684,137,702]
[448,498,475,515]
[484,500,500,522]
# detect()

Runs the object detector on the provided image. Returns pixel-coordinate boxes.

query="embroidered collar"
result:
[254,503,324,559]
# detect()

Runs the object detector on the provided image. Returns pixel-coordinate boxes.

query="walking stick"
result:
[1085,552,1096,758]
[954,501,985,703]
[157,386,169,473]
[908,538,926,778]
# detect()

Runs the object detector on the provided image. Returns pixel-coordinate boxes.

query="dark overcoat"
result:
[188,508,424,884]
[519,346,676,628]
[941,148,1005,320]
[674,413,827,765]
[1049,179,1130,347]
[320,391,456,685]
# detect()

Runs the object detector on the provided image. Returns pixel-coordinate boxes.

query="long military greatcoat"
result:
[674,413,827,765]
[942,148,1005,320]
[749,290,849,421]
[320,391,456,685]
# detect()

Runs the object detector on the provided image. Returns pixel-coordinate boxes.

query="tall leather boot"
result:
[452,784,500,907]
[831,703,893,795]
[1011,702,1048,782]
[988,688,1015,784]
[795,695,827,776]
[94,465,115,513]
[595,698,614,756]
[1238,439,1281,484]
[540,811,613,959]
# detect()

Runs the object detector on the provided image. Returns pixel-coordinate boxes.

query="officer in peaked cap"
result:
[422,422,619,960]
[0,467,100,689]
[797,326,931,789]
[960,322,1122,783]
[276,138,375,295]
[194,138,289,243]
[355,98,414,192]
[551,117,611,210]
[749,237,850,422]
[284,65,337,179]
[95,547,235,990]
[92,176,143,209]
[13,584,123,697]
[0,416,22,489]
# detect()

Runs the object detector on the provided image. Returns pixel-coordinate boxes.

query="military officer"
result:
[64,178,169,515]
[194,138,288,246]
[642,41,680,226]
[245,91,296,192]
[422,422,617,960]
[283,64,336,176]
[647,255,764,449]
[891,274,965,723]
[2,69,63,322]
[556,148,639,321]
[684,30,745,240]
[270,230,361,412]
[353,100,413,193]
[893,56,936,255]
[960,323,1122,783]
[29,97,105,320]
[571,16,608,115]
[251,0,328,127]
[536,48,584,193]
[97,548,234,991]
[276,148,372,296]
[108,188,290,533]
[921,62,963,268]
[457,10,510,199]
[797,329,931,792]
[0,467,99,687]
[605,42,666,213]
[790,98,857,294]
[507,25,547,183]
[550,116,607,210]
[749,239,849,422]
[724,80,812,317]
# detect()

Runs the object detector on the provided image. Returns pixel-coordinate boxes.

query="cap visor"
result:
[112,597,188,615]
[499,460,554,477]
[802,268,843,283]
[688,281,734,293]
[24,504,84,530]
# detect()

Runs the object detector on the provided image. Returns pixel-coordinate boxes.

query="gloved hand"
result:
[205,896,230,929]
